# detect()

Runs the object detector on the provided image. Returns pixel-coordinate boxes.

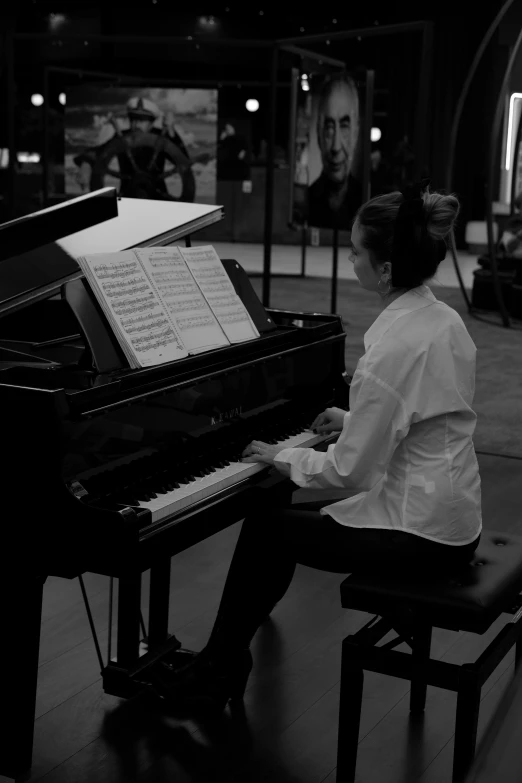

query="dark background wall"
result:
[0,1,520,248]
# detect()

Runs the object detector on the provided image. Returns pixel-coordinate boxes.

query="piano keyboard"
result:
[133,429,330,524]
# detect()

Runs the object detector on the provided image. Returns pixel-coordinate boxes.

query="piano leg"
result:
[148,558,171,648]
[116,574,142,667]
[104,567,187,698]
[1,575,45,780]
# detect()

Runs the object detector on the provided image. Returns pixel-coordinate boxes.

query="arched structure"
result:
[445,0,522,329]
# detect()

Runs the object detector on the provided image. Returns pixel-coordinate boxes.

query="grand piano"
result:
[0,188,349,780]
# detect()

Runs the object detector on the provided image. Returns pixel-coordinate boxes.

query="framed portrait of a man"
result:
[290,70,373,230]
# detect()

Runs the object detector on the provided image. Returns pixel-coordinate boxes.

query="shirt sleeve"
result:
[273,369,410,491]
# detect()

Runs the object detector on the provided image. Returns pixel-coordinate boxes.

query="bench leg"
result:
[336,637,364,783]
[453,665,481,783]
[410,625,432,714]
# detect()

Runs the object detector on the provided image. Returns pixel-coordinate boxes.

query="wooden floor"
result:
[19,452,522,783]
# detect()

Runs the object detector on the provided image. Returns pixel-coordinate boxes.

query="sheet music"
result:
[77,251,187,367]
[135,247,230,354]
[179,245,260,343]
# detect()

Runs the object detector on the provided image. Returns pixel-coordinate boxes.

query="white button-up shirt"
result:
[274,285,482,546]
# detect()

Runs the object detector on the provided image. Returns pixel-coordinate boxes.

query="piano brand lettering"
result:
[211,406,242,425]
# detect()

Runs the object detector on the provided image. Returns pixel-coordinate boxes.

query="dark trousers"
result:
[206,498,481,652]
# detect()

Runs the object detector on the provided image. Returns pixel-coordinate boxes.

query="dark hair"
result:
[354,188,460,289]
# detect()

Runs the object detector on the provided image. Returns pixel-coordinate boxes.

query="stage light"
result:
[246,99,259,112]
[31,94,44,106]
[371,127,382,142]
[59,92,66,106]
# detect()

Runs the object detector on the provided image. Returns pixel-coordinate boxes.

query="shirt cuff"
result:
[273,448,294,477]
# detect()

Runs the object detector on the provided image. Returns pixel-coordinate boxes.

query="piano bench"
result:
[335,529,522,783]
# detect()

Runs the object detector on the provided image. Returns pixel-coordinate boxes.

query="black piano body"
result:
[0,189,349,779]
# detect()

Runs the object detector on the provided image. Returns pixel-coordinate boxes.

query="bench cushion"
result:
[340,530,522,634]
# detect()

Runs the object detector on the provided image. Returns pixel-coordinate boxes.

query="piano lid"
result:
[0,190,224,318]
[0,187,118,317]
[58,197,224,256]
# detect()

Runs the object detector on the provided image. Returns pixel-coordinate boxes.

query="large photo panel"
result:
[291,70,370,230]
[65,86,218,203]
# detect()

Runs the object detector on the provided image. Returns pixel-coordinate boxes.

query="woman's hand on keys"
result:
[242,440,281,465]
[310,407,347,434]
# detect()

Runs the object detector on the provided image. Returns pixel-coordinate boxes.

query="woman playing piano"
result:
[151,180,482,715]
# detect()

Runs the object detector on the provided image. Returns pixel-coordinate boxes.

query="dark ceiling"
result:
[6,0,505,39]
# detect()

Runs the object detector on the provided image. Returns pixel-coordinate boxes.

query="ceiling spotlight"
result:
[59,92,66,106]
[199,15,217,28]
[246,98,259,112]
[48,12,66,32]
[371,127,382,142]
[31,93,44,106]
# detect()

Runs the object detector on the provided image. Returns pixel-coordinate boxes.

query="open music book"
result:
[76,245,260,368]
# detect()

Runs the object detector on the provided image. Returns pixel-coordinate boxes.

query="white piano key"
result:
[136,428,330,524]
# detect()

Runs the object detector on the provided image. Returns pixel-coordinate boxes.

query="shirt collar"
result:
[364,285,437,352]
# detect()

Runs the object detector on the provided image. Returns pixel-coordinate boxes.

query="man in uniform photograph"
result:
[307,74,362,228]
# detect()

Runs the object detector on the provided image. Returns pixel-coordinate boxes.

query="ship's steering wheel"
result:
[90,130,196,201]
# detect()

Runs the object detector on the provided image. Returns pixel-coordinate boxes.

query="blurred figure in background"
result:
[217,123,249,181]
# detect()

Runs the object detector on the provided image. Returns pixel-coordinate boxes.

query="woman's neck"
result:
[378,288,409,309]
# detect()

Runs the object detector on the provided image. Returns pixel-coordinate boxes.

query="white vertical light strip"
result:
[505,92,522,170]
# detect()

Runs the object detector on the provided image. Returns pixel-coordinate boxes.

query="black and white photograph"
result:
[2,6,522,783]
[291,71,368,229]
[65,86,218,203]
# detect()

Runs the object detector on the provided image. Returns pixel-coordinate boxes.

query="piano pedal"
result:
[157,647,197,673]
[133,649,198,697]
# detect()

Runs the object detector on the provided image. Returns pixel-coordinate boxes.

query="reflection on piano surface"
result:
[0,188,349,780]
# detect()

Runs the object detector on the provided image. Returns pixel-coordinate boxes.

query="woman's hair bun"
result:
[422,189,460,242]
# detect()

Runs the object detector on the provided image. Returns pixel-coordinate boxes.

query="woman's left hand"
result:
[242,440,281,465]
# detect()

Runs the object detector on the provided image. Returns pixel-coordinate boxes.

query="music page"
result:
[77,251,188,368]
[179,246,260,343]
[135,247,230,354]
